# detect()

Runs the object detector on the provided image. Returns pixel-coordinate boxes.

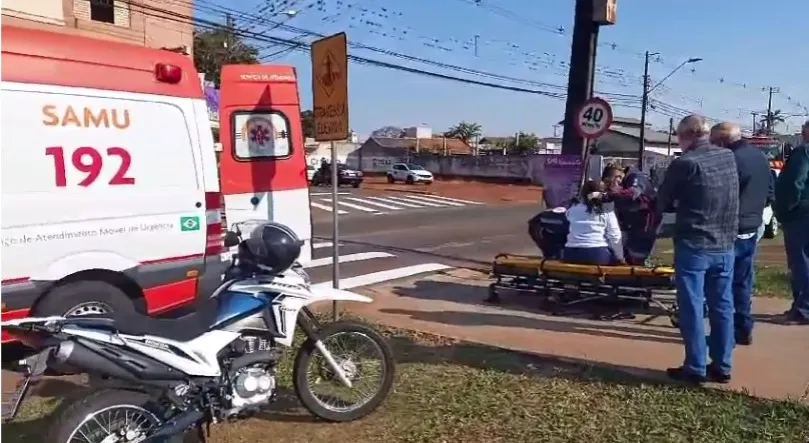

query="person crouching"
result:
[602,166,662,265]
[562,180,626,265]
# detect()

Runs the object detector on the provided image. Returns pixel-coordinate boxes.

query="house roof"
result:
[479,136,511,145]
[610,127,677,144]
[367,137,474,155]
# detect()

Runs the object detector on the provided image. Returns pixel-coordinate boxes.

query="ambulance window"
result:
[232,111,292,160]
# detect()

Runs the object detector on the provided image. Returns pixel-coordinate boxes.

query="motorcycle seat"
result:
[113,296,220,342]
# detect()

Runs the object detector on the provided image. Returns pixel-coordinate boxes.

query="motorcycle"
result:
[1,225,395,442]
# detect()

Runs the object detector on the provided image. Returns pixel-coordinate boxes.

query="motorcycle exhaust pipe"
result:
[51,341,140,382]
[144,408,204,442]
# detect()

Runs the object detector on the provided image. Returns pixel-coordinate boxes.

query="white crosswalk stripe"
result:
[346,197,404,210]
[363,196,424,208]
[383,195,447,208]
[321,198,380,213]
[310,201,349,214]
[305,243,453,291]
[401,195,466,207]
[309,193,485,217]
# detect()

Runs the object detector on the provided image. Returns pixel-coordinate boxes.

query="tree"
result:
[371,126,405,138]
[502,132,540,155]
[301,110,315,138]
[758,109,786,134]
[444,121,483,143]
[194,27,259,88]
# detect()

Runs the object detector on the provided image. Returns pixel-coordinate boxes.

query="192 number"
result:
[46,146,135,187]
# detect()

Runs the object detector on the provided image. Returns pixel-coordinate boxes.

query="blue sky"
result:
[199,0,808,138]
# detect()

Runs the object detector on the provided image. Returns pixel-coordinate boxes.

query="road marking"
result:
[310,201,349,214]
[312,241,341,249]
[346,197,404,210]
[384,195,446,208]
[364,196,426,208]
[403,195,466,207]
[304,252,395,268]
[310,192,351,196]
[423,195,485,205]
[312,263,452,290]
[321,198,380,213]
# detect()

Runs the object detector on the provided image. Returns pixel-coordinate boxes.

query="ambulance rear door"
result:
[218,65,312,263]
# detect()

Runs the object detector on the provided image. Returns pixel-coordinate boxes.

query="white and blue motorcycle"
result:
[1,222,395,443]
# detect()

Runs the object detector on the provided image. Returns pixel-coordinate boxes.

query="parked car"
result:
[306,164,316,182]
[387,163,434,185]
[311,162,363,188]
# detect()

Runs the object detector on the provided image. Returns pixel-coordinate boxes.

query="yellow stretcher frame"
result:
[488,253,681,326]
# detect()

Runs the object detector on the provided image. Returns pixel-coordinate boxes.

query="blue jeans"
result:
[733,236,758,336]
[783,219,809,320]
[674,241,735,376]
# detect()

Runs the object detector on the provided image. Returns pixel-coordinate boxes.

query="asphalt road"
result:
[307,202,788,290]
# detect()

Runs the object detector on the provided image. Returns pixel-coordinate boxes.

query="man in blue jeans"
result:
[657,115,739,384]
[774,120,809,325]
[710,122,774,345]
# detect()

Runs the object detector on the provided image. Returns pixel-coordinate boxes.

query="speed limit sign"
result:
[575,97,614,139]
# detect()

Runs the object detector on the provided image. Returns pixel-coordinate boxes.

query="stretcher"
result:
[487,253,682,326]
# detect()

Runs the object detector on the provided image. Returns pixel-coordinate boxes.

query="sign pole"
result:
[310,32,349,322]
[330,140,340,320]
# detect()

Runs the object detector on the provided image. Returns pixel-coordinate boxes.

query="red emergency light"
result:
[155,63,182,84]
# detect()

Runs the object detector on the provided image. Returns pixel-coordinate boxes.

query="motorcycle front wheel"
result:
[293,320,395,422]
[47,389,187,443]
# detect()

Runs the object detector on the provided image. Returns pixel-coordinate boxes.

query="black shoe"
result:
[735,331,752,346]
[781,311,809,325]
[707,365,731,384]
[666,367,706,385]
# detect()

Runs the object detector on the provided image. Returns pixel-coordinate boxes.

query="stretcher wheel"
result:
[485,284,500,304]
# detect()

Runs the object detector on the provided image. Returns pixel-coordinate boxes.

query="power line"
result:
[120,0,725,124]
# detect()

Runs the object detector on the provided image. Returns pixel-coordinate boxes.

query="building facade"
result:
[2,0,193,56]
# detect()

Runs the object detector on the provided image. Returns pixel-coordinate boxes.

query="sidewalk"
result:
[350,268,809,402]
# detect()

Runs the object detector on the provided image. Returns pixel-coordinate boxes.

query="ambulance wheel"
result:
[35,280,136,319]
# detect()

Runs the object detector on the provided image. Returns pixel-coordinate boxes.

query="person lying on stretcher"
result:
[601,166,663,265]
[561,180,626,265]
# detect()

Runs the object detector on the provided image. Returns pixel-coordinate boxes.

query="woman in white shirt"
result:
[563,180,626,265]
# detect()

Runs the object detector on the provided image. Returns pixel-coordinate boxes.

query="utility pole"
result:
[637,51,651,171]
[765,86,779,133]
[752,112,758,133]
[474,35,479,57]
[560,0,598,156]
[225,13,234,61]
[666,117,673,157]
[552,124,561,137]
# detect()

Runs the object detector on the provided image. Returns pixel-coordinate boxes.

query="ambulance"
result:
[0,27,311,341]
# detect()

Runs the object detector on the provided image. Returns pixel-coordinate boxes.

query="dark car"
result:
[311,162,363,188]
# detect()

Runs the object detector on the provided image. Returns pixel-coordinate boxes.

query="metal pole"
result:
[765,87,774,133]
[666,117,673,157]
[330,140,340,321]
[638,51,650,172]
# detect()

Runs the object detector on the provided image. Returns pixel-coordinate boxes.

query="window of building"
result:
[90,0,115,24]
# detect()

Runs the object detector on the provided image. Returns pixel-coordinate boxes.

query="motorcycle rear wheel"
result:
[293,320,395,422]
[47,389,188,443]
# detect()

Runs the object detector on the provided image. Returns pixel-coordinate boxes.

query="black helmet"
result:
[239,222,302,273]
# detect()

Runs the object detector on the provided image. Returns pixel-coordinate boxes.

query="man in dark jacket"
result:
[710,122,774,344]
[602,166,660,265]
[774,120,809,325]
[657,115,739,384]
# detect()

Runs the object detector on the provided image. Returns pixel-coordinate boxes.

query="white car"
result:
[387,163,434,185]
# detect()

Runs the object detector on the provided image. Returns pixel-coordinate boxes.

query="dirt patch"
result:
[359,176,543,204]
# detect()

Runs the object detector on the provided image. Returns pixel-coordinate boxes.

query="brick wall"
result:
[1,0,193,57]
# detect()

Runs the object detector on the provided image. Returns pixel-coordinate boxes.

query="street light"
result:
[637,52,702,171]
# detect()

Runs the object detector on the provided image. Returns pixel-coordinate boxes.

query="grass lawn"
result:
[755,265,791,298]
[3,324,808,443]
